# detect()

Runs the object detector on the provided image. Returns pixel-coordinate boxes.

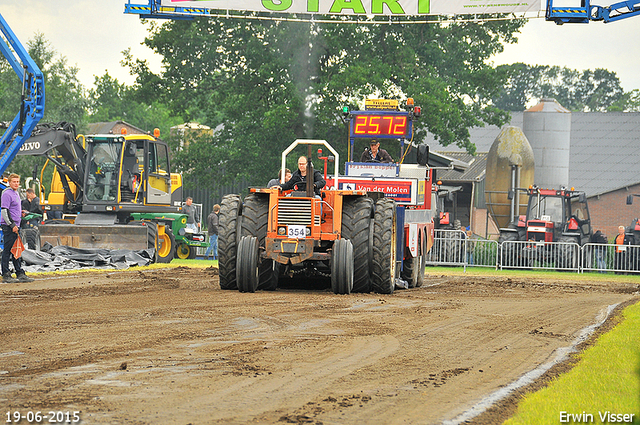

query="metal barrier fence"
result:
[499,240,580,272]
[427,232,640,274]
[581,243,640,274]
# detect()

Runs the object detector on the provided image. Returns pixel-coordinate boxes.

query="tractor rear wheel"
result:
[218,194,242,290]
[237,236,259,293]
[498,229,521,268]
[331,239,354,294]
[372,198,397,294]
[241,194,278,291]
[341,197,373,293]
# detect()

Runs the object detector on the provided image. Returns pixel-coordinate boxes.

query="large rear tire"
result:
[498,230,521,269]
[372,198,397,294]
[237,236,259,293]
[218,194,242,290]
[341,197,373,293]
[241,194,278,291]
[331,239,354,294]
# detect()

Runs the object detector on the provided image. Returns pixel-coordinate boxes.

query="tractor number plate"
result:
[287,225,306,239]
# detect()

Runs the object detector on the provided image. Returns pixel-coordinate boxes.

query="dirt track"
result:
[1,267,638,425]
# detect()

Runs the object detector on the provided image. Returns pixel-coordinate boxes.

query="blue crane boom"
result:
[0,13,45,190]
[546,0,640,23]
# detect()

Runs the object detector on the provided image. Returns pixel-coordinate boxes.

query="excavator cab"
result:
[82,134,173,211]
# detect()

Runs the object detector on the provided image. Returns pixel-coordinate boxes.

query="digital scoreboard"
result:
[349,111,412,139]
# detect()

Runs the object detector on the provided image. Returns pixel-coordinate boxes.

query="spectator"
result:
[1,174,34,283]
[590,230,608,272]
[181,197,200,232]
[614,225,632,274]
[268,168,292,188]
[205,204,220,260]
[465,228,475,265]
[21,188,42,228]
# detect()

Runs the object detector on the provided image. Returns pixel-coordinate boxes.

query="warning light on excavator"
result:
[121,128,127,135]
[406,98,414,107]
[414,106,421,117]
[342,106,349,117]
[154,128,160,138]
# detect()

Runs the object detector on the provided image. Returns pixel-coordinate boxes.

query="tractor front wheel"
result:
[175,242,197,259]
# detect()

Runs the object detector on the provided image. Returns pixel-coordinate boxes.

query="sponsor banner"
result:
[162,0,541,16]
[336,177,416,204]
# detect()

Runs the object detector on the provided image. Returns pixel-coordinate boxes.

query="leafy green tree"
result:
[493,63,624,112]
[132,17,526,187]
[1,33,88,185]
[608,89,640,112]
[88,70,182,138]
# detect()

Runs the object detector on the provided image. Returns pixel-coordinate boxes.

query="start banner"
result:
[162,0,541,16]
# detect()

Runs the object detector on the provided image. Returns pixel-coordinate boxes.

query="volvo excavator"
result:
[17,122,207,262]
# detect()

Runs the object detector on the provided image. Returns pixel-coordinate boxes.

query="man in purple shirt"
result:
[1,173,33,283]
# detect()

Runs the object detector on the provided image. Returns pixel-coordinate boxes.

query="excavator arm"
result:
[546,0,640,23]
[0,13,45,188]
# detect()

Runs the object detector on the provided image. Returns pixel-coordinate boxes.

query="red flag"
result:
[11,236,25,258]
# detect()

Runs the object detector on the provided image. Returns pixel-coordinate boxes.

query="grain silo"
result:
[523,99,571,189]
[485,126,535,229]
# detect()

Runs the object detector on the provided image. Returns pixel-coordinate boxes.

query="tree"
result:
[493,63,625,112]
[0,33,88,185]
[88,70,182,138]
[131,17,526,187]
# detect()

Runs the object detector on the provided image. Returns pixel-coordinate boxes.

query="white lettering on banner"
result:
[162,0,541,16]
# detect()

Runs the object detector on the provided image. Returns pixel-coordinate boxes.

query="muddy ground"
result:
[1,267,638,425]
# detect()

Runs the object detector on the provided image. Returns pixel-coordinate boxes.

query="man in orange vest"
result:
[614,225,633,274]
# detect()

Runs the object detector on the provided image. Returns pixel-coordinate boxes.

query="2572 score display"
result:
[6,411,80,423]
[352,114,408,137]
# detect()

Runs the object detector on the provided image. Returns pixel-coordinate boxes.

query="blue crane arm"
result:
[546,0,640,23]
[0,13,45,190]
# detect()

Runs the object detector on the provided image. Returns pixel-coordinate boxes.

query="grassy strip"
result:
[425,266,640,284]
[504,301,640,425]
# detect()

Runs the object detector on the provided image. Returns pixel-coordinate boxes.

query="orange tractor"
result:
[218,139,399,294]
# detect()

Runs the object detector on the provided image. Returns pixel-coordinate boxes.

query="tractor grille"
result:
[278,199,312,225]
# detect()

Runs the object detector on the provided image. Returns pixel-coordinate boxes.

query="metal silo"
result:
[523,98,571,189]
[485,126,535,229]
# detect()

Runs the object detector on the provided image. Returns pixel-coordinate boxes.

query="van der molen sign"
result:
[163,0,540,16]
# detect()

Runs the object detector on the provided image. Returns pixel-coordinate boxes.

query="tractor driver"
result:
[360,139,393,163]
[278,156,325,196]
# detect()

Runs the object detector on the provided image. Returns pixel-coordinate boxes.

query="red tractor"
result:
[498,186,592,268]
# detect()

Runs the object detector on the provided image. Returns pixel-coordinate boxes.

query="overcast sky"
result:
[3,1,640,94]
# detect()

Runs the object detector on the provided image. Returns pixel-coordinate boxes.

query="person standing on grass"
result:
[205,204,220,260]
